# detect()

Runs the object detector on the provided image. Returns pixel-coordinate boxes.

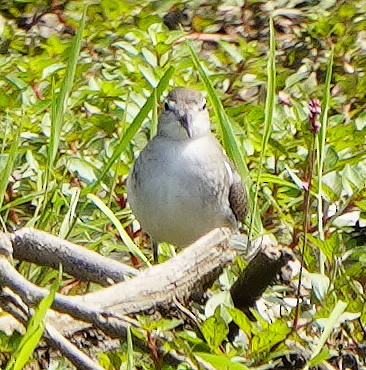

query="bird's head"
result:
[158,87,210,140]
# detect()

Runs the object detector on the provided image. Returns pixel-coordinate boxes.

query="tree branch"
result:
[0,227,293,367]
[10,228,137,285]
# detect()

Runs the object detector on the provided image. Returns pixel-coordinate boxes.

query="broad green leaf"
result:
[251,320,290,355]
[195,353,249,370]
[200,307,229,349]
[227,307,252,338]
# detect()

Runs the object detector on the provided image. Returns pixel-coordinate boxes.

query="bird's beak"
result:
[179,111,193,138]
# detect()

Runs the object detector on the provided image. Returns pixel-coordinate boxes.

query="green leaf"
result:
[307,272,330,300]
[200,307,229,349]
[249,16,276,239]
[227,307,252,337]
[66,157,98,184]
[308,347,330,367]
[47,7,86,175]
[316,47,334,272]
[137,316,183,332]
[59,187,80,239]
[251,320,290,355]
[195,353,249,370]
[126,325,133,370]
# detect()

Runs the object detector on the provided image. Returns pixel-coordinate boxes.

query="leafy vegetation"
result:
[0,0,365,368]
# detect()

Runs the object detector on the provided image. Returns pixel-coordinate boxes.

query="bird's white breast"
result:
[127,134,236,247]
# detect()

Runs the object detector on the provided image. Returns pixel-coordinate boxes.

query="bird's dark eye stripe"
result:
[164,102,170,110]
[202,103,206,109]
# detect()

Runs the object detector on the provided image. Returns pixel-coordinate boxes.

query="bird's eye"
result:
[165,100,176,111]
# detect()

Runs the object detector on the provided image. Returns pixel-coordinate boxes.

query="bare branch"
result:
[0,226,292,367]
[0,228,234,338]
[9,228,137,285]
[45,324,105,370]
[0,288,104,370]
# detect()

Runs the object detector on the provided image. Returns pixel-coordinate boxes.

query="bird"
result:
[127,87,247,261]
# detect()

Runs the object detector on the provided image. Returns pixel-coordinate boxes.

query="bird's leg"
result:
[153,241,159,263]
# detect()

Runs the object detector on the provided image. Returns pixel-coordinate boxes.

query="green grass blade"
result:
[85,65,174,195]
[0,192,43,213]
[316,48,334,274]
[249,17,276,238]
[59,187,80,239]
[150,88,158,137]
[5,269,61,370]
[0,127,20,210]
[187,43,250,181]
[46,7,87,183]
[87,193,151,267]
[187,43,262,234]
[126,325,134,370]
[304,300,347,369]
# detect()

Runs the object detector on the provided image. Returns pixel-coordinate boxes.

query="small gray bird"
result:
[127,87,246,259]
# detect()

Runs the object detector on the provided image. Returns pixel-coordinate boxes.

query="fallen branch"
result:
[10,228,137,285]
[1,228,234,317]
[0,227,292,368]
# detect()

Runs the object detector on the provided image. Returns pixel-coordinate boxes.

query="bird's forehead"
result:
[167,88,205,105]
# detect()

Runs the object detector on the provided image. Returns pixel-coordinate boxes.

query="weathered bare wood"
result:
[0,289,106,370]
[0,228,235,369]
[0,229,234,336]
[9,228,137,285]
[45,324,105,370]
[0,226,293,368]
[79,227,235,313]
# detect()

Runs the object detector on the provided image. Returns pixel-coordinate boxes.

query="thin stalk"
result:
[293,135,316,329]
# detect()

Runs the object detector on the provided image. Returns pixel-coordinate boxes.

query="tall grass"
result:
[31,8,87,226]
[45,8,87,187]
[188,43,263,235]
[249,17,276,240]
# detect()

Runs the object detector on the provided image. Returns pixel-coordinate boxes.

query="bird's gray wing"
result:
[226,160,247,223]
[209,134,247,224]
